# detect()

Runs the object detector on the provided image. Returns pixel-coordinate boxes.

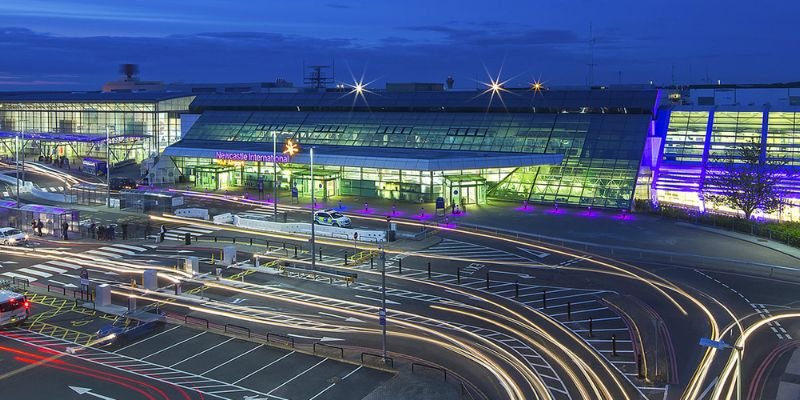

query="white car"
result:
[0,227,28,245]
[313,209,352,228]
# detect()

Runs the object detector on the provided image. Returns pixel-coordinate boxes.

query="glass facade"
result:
[173,90,656,208]
[653,109,800,220]
[0,96,193,163]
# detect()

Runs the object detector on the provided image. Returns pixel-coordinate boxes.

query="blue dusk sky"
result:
[0,0,797,90]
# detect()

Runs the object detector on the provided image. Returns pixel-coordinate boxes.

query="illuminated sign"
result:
[283,139,300,157]
[214,152,290,163]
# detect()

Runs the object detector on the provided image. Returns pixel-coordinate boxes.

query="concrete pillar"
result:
[143,269,157,290]
[183,256,199,275]
[95,284,111,307]
[222,245,236,266]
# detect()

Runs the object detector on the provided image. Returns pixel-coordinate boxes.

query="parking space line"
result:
[232,351,297,385]
[200,344,263,375]
[113,325,182,353]
[170,338,233,367]
[267,358,327,394]
[308,365,362,400]
[141,332,207,360]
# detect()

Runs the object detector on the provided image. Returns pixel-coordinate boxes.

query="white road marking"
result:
[232,351,297,385]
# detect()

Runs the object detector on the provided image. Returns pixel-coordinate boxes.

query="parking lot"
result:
[18,298,394,400]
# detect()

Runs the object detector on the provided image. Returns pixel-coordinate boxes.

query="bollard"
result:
[457,267,461,284]
[249,238,253,246]
[283,242,286,250]
[398,258,402,274]
[612,334,617,356]
[370,257,374,269]
[344,252,348,265]
[427,262,431,279]
[515,281,519,298]
[294,245,298,258]
[567,302,572,321]
[211,253,215,265]
[485,272,490,290]
[319,249,323,261]
[233,237,236,244]
[589,317,594,338]
[542,289,547,309]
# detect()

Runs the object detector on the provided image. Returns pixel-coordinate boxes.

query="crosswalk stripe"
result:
[47,261,84,270]
[17,268,52,278]
[98,246,136,255]
[112,244,147,252]
[84,250,122,258]
[1,272,37,281]
[179,227,215,234]
[31,264,68,274]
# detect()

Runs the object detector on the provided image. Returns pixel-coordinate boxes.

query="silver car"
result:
[0,227,28,245]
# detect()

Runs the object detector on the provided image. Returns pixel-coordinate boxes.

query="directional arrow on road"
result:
[50,280,77,288]
[318,312,365,323]
[69,386,117,400]
[488,271,534,279]
[516,247,550,259]
[354,295,401,305]
[287,333,345,342]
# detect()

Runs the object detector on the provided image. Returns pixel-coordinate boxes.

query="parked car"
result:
[313,209,352,228]
[95,315,164,348]
[0,227,28,245]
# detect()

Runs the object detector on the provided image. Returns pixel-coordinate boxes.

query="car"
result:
[0,227,28,245]
[314,209,352,228]
[95,314,164,348]
[109,177,137,190]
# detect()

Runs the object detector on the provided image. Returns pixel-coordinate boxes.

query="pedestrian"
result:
[61,221,69,240]
[460,196,467,214]
[121,222,128,240]
[31,220,37,236]
[89,222,96,239]
[36,219,44,237]
[108,225,115,241]
[97,225,106,241]
[451,200,456,215]
[159,224,166,243]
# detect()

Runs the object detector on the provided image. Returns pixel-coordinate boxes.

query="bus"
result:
[0,290,30,327]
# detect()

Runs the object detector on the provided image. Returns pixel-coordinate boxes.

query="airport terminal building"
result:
[2,83,800,218]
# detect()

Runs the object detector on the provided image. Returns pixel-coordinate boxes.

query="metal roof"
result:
[188,89,658,114]
[163,141,564,171]
[0,91,194,103]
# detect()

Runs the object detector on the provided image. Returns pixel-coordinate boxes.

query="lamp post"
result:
[310,147,316,270]
[19,121,25,182]
[14,134,20,208]
[106,126,112,208]
[380,242,387,362]
[272,131,278,221]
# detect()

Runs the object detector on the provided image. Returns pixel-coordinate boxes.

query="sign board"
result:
[699,337,729,350]
[291,187,299,198]
[379,309,386,326]
[435,197,445,209]
[214,151,290,164]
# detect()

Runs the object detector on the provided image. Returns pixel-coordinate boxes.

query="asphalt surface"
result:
[3,172,800,399]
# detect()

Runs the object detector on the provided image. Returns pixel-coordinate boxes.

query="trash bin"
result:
[184,232,191,245]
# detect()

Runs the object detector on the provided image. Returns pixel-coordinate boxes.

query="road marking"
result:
[1,272,37,281]
[84,250,122,258]
[233,351,297,385]
[141,332,207,360]
[17,267,52,277]
[308,365,362,400]
[114,325,182,353]
[47,261,84,269]
[200,344,263,375]
[170,338,234,367]
[31,264,68,274]
[267,358,327,394]
[98,246,136,255]
[355,295,401,305]
[112,244,147,252]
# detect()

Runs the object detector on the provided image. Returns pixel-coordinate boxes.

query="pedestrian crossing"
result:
[415,238,539,263]
[147,224,222,242]
[0,243,149,283]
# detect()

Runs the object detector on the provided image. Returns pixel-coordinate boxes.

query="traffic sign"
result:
[379,309,386,326]
[699,337,730,350]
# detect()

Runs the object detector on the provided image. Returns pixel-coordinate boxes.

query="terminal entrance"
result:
[193,164,238,190]
[445,175,487,205]
[291,170,340,201]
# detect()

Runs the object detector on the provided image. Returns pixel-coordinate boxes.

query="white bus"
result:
[0,290,30,327]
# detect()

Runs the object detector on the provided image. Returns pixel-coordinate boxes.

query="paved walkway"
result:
[777,348,800,400]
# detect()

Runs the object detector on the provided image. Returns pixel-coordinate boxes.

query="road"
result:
[1,174,799,399]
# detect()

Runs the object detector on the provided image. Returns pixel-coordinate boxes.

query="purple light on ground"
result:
[411,213,432,221]
[546,207,565,215]
[354,207,376,215]
[386,210,406,217]
[438,222,457,229]
[613,210,634,221]
[514,206,534,213]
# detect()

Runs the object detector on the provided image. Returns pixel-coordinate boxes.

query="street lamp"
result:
[272,131,278,222]
[310,147,316,270]
[379,242,387,362]
[14,134,20,208]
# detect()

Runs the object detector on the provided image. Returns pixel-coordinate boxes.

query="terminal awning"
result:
[163,141,564,171]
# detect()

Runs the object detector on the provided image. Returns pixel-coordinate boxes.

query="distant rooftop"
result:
[0,91,194,102]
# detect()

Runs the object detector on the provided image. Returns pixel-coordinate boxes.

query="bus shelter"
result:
[73,183,105,206]
[119,189,184,213]
[0,203,79,238]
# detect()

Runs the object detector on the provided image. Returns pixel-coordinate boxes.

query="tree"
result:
[703,139,789,220]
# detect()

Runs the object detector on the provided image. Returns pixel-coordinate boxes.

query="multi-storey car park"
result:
[1,82,800,218]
